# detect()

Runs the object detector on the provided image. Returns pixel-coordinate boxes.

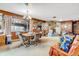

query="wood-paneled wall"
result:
[30,18,46,32]
[61,21,73,33]
[73,20,79,34]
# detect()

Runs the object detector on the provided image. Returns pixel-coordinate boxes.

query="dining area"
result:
[17,31,43,47]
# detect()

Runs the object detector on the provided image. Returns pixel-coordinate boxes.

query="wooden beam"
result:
[0,9,23,18]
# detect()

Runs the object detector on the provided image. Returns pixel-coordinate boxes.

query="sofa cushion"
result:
[8,40,22,49]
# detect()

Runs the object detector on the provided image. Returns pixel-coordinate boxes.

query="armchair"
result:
[49,35,79,56]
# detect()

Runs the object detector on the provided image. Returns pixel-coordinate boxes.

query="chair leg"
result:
[25,44,30,47]
[34,41,38,46]
[23,41,30,47]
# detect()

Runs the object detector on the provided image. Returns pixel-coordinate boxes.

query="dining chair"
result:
[17,33,30,47]
[30,34,41,45]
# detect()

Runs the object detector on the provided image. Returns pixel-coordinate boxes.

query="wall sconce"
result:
[64,25,67,29]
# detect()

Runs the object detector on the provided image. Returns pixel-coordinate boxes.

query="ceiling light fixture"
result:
[23,3,32,20]
[51,16,57,21]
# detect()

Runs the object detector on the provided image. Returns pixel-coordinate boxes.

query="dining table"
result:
[21,32,42,45]
[22,33,34,39]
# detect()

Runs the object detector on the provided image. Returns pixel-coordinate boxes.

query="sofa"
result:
[49,35,79,56]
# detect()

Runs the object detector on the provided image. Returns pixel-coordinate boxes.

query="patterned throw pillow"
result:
[60,35,73,52]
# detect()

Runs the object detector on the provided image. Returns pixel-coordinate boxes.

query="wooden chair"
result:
[0,35,5,46]
[11,32,19,42]
[30,33,42,46]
